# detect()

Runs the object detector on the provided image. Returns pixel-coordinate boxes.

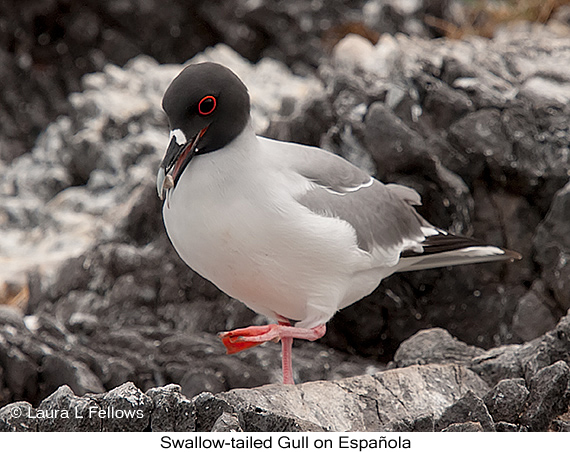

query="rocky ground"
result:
[1,0,570,433]
[2,312,570,431]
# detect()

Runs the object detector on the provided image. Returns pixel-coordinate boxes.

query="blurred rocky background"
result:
[1,0,570,432]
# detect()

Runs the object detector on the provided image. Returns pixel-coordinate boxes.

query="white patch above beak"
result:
[162,129,188,162]
[170,129,187,146]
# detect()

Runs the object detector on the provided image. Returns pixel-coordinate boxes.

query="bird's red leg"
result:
[218,322,326,384]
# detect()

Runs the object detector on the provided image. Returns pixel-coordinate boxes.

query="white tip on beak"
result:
[157,167,175,201]
[157,167,166,200]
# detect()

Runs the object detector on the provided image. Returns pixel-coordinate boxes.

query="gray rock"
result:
[191,394,315,433]
[218,364,488,432]
[94,382,153,432]
[67,312,99,336]
[363,101,432,177]
[0,401,37,432]
[551,419,570,432]
[211,412,244,432]
[0,352,560,432]
[470,345,525,386]
[362,101,474,232]
[108,274,156,307]
[112,178,164,245]
[519,361,570,431]
[47,256,91,301]
[520,77,570,108]
[0,332,38,403]
[102,358,137,390]
[238,406,325,433]
[447,108,513,185]
[146,384,194,432]
[533,181,570,311]
[483,378,529,423]
[394,328,484,367]
[470,184,539,285]
[179,368,227,398]
[471,309,570,386]
[512,285,557,342]
[200,0,440,69]
[436,391,495,432]
[392,314,569,393]
[0,305,27,329]
[409,415,435,432]
[105,243,145,277]
[36,385,101,432]
[390,414,435,432]
[416,73,475,130]
[0,366,6,407]
[441,421,484,432]
[0,271,384,408]
[495,421,520,432]
[192,392,240,432]
[40,355,104,399]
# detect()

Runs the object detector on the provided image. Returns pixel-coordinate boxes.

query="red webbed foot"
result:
[218,325,280,354]
[218,323,326,384]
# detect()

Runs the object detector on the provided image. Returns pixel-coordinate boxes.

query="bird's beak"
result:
[157,127,208,200]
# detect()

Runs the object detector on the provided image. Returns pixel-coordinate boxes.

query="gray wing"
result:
[290,146,428,253]
[273,139,521,269]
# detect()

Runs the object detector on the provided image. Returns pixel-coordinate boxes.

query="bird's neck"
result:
[221,118,260,161]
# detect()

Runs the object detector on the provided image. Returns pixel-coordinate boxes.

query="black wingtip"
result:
[401,231,522,263]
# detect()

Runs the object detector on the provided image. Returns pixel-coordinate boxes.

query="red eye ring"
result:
[198,95,216,116]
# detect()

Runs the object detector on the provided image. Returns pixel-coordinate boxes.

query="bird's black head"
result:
[157,62,250,200]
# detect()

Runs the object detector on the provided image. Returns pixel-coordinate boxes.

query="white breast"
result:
[162,131,384,328]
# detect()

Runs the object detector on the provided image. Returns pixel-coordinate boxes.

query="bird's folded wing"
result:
[289,144,428,257]
[287,143,521,270]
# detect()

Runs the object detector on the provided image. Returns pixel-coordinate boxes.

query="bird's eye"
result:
[198,95,216,116]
